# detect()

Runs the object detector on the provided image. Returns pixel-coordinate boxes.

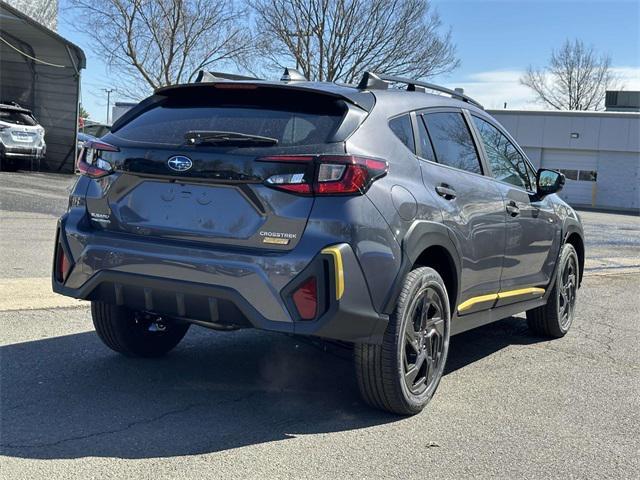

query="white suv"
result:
[0,102,46,171]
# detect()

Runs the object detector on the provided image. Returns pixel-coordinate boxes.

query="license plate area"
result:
[112,181,264,239]
[11,132,35,143]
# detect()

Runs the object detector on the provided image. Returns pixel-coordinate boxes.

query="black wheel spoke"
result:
[405,326,420,353]
[405,364,420,385]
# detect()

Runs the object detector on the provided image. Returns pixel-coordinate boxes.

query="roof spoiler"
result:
[357,72,484,109]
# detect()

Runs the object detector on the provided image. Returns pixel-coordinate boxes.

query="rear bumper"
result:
[52,213,388,344]
[1,145,45,159]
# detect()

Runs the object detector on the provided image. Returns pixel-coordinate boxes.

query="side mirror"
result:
[537,169,565,197]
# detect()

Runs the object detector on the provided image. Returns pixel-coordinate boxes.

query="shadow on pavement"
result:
[0,315,544,460]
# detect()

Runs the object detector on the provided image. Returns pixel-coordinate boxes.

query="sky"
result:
[57,0,640,123]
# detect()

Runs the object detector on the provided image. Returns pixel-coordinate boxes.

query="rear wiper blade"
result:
[184,130,278,146]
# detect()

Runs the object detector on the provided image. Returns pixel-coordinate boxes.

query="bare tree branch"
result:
[67,0,252,99]
[520,39,617,111]
[252,0,459,83]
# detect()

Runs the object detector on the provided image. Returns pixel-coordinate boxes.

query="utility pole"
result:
[102,88,114,124]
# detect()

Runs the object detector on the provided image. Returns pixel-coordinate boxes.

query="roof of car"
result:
[154,80,377,111]
[154,79,482,116]
[0,103,33,114]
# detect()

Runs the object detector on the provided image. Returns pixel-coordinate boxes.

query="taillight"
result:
[77,140,119,178]
[259,155,388,196]
[292,276,318,320]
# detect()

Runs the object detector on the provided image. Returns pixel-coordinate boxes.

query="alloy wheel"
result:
[401,285,447,396]
[559,254,578,329]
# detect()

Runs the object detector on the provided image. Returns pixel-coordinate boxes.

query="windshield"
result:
[0,109,37,126]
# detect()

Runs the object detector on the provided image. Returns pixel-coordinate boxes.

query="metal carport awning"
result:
[0,1,86,172]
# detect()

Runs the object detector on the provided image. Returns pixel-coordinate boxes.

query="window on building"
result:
[578,170,598,182]
[472,116,533,190]
[556,169,597,182]
[422,112,483,175]
[389,114,415,153]
[559,169,579,181]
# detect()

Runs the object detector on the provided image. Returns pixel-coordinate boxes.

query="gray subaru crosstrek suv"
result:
[53,71,584,415]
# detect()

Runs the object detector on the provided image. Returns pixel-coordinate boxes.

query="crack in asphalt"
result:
[1,391,258,450]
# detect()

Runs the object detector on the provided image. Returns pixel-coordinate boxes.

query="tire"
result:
[355,267,451,415]
[527,243,579,338]
[91,301,190,357]
[0,156,18,172]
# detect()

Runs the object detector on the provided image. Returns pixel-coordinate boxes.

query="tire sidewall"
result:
[553,244,580,334]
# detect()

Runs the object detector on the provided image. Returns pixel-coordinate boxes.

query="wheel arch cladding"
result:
[565,231,585,286]
[412,245,459,315]
[383,221,461,315]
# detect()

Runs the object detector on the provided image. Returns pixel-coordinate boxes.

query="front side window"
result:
[472,116,533,190]
[422,112,482,175]
[389,114,415,153]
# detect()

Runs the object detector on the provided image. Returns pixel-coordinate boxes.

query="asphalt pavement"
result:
[1,172,639,479]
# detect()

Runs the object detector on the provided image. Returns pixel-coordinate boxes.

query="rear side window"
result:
[423,112,482,175]
[112,89,347,146]
[416,116,436,162]
[0,109,37,126]
[389,114,415,153]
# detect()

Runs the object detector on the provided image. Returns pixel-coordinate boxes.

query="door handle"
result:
[506,200,520,217]
[435,184,456,200]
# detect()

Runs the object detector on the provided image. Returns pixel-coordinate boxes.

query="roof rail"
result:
[357,72,484,109]
[195,71,262,83]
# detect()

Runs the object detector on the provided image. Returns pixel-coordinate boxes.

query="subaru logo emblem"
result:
[167,155,193,172]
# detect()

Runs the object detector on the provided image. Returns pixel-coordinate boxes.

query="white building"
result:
[489,109,640,213]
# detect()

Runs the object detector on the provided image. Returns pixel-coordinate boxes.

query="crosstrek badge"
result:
[259,231,297,245]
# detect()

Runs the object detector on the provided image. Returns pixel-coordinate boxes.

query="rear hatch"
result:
[82,83,371,250]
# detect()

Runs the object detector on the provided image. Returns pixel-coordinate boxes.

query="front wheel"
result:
[355,267,451,415]
[91,301,190,357]
[527,243,579,338]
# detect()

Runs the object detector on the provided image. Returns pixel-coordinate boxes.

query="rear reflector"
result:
[292,277,318,320]
[55,246,71,283]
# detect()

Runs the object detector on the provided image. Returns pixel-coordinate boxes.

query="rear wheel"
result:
[91,301,190,357]
[355,267,450,415]
[0,156,18,172]
[527,243,579,338]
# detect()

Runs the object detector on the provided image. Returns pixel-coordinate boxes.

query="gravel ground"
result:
[1,172,639,479]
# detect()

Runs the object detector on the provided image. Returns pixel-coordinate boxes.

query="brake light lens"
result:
[260,155,388,196]
[77,140,119,178]
[292,276,318,320]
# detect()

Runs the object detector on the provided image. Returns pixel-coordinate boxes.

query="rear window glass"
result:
[112,89,346,146]
[0,109,37,126]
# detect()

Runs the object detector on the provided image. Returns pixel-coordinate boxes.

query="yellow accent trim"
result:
[457,287,545,313]
[457,293,498,312]
[497,287,545,300]
[321,246,344,300]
